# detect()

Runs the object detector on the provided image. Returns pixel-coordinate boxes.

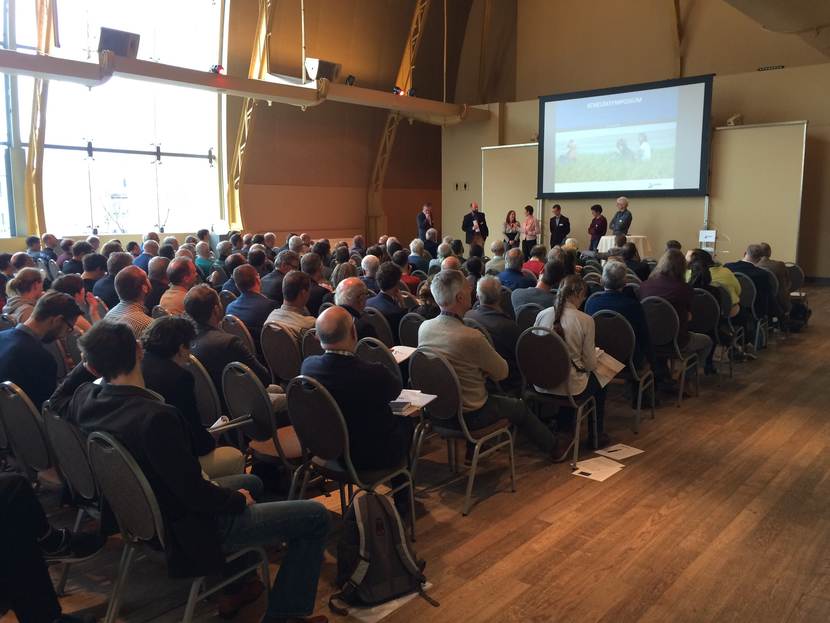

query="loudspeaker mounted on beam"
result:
[98,27,140,59]
[304,57,341,82]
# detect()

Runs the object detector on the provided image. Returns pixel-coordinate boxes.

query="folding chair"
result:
[733,272,767,351]
[261,323,302,385]
[514,303,543,333]
[398,312,425,347]
[356,337,403,385]
[219,289,237,311]
[221,314,256,356]
[151,305,169,319]
[363,307,394,347]
[302,328,324,359]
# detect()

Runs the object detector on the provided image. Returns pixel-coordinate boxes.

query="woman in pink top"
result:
[521,205,539,261]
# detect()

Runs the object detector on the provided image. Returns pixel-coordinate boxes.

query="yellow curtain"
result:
[23,0,56,236]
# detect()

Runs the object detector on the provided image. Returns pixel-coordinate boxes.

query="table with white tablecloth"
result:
[597,234,653,259]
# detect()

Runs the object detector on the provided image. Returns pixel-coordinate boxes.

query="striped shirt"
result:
[105,301,152,338]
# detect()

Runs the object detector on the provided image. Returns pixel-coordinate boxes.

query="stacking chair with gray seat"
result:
[362,306,395,347]
[0,381,53,480]
[592,310,655,433]
[515,327,598,466]
[733,272,767,351]
[688,288,721,374]
[302,328,325,359]
[151,305,169,319]
[261,323,303,385]
[356,337,403,385]
[220,314,256,356]
[317,301,335,315]
[219,289,237,311]
[499,285,515,319]
[0,313,14,331]
[640,296,700,406]
[514,303,543,333]
[87,431,270,623]
[712,285,744,377]
[408,349,515,516]
[286,375,416,537]
[785,262,807,307]
[398,312,425,347]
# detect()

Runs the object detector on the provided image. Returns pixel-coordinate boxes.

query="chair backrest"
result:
[585,259,602,270]
[585,291,603,310]
[412,270,428,281]
[622,282,640,297]
[581,264,600,275]
[409,349,463,424]
[87,431,165,547]
[356,337,402,384]
[592,310,636,369]
[514,303,543,333]
[785,263,804,293]
[302,328,325,359]
[582,272,601,284]
[221,362,276,442]
[640,296,680,348]
[318,301,334,315]
[0,314,14,331]
[463,316,494,347]
[586,282,603,297]
[94,296,109,316]
[733,272,758,317]
[624,273,642,284]
[0,382,51,472]
[47,259,60,281]
[261,323,302,383]
[499,286,515,319]
[398,312,425,347]
[515,326,571,392]
[43,406,97,501]
[286,376,349,463]
[221,314,256,355]
[185,354,224,426]
[427,264,440,276]
[219,289,237,311]
[689,288,720,334]
[363,306,394,347]
[151,305,169,319]
[759,266,779,297]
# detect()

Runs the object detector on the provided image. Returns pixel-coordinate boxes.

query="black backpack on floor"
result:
[329,490,438,615]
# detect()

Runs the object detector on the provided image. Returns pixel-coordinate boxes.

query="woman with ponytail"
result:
[535,274,609,447]
[3,267,44,324]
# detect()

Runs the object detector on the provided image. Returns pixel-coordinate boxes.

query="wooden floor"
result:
[6,287,830,623]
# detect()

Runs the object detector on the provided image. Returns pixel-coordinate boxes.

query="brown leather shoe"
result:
[217,577,265,619]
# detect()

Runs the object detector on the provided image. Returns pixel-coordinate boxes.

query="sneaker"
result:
[42,529,105,562]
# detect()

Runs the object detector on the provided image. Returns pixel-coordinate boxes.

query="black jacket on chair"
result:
[50,364,246,578]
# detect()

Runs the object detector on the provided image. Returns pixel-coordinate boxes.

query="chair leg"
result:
[182,577,204,623]
[507,432,517,493]
[649,378,656,420]
[104,543,136,623]
[694,358,701,396]
[338,484,347,515]
[570,406,583,469]
[462,442,482,516]
[407,474,416,542]
[410,421,425,483]
[288,463,306,501]
[347,483,354,503]
[297,466,312,500]
[633,381,643,434]
[676,361,687,407]
[56,507,85,596]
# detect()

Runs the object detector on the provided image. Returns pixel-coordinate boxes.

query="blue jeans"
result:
[216,499,330,618]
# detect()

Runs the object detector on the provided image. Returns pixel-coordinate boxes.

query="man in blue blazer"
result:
[225,264,277,355]
[365,262,407,344]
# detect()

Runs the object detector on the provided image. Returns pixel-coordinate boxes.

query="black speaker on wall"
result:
[98,27,140,58]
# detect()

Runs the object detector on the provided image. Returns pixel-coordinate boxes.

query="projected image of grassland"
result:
[556,149,675,183]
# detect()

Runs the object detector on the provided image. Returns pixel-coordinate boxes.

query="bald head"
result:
[315,306,356,351]
[441,256,461,271]
[148,256,170,282]
[143,240,159,255]
[115,265,150,303]
[335,276,368,311]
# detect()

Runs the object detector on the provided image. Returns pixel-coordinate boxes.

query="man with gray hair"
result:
[725,244,775,319]
[408,239,429,274]
[465,275,522,393]
[485,240,506,274]
[288,235,305,254]
[497,247,536,290]
[360,254,380,292]
[418,270,556,458]
[757,242,790,315]
[133,239,158,273]
[162,236,180,252]
[424,227,439,259]
[335,277,377,340]
[261,249,299,305]
[428,242,451,272]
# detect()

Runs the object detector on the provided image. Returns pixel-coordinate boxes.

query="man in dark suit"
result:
[0,292,81,409]
[461,201,489,245]
[300,252,330,317]
[261,249,299,305]
[301,306,412,514]
[423,228,439,260]
[144,256,170,312]
[334,277,377,340]
[225,264,277,353]
[49,321,330,619]
[416,203,434,241]
[549,204,571,247]
[725,244,776,319]
[92,252,134,310]
[366,262,407,344]
[621,242,651,281]
[132,240,158,273]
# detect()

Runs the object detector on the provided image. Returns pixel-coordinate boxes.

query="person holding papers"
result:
[535,275,609,448]
[301,306,413,517]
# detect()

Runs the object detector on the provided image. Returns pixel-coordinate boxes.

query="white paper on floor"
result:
[595,444,645,460]
[340,583,434,622]
[572,456,625,482]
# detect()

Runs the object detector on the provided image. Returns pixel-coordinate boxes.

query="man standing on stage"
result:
[462,201,489,246]
[610,196,633,235]
[549,203,570,247]
[417,203,434,241]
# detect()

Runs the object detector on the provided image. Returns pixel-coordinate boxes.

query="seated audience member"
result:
[408,239,430,274]
[585,261,655,378]
[3,267,43,323]
[144,231,160,243]
[248,248,270,278]
[423,228,439,259]
[441,256,462,271]
[0,292,80,408]
[261,250,300,305]
[287,235,306,255]
[360,254,381,292]
[687,259,723,373]
[25,235,46,262]
[349,234,366,257]
[221,253,247,296]
[40,233,60,262]
[105,265,152,338]
[486,240,506,274]
[266,270,316,348]
[51,274,100,332]
[548,246,577,277]
[81,252,107,295]
[411,279,440,319]
[428,242,452,272]
[451,239,466,262]
[301,252,330,317]
[157,243,175,260]
[194,241,215,278]
[126,240,141,258]
[512,260,562,310]
[498,248,536,290]
[0,253,12,306]
[229,232,243,253]
[86,235,100,252]
[386,237,403,259]
[465,256,484,295]
[621,242,651,281]
[393,249,420,294]
[144,256,171,312]
[215,240,233,264]
[101,241,123,258]
[11,251,35,272]
[56,238,75,268]
[330,261,357,290]
[225,264,277,349]
[522,245,547,278]
[301,306,413,514]
[639,249,713,374]
[50,321,330,622]
[335,277,378,340]
[133,240,159,273]
[666,240,682,252]
[0,472,104,623]
[686,249,740,316]
[61,241,92,275]
[536,275,609,446]
[757,242,791,316]
[160,257,198,315]
[162,235,179,252]
[93,251,134,310]
[418,270,556,457]
[465,276,522,393]
[140,316,245,479]
[724,244,776,319]
[366,262,407,343]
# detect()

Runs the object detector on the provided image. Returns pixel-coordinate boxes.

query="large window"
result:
[9,0,223,236]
